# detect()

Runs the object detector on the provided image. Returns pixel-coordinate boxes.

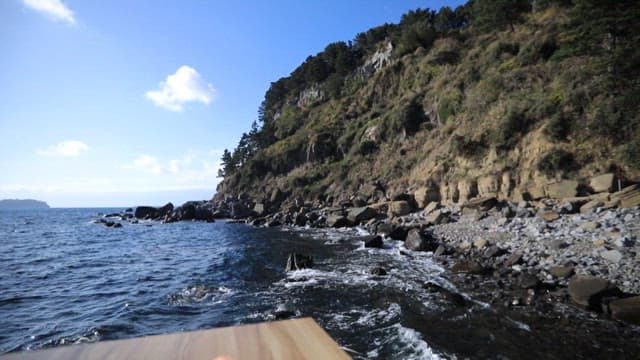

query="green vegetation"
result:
[217,1,640,203]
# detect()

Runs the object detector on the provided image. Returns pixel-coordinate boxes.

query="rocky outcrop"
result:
[389,201,412,216]
[285,253,313,272]
[134,203,174,220]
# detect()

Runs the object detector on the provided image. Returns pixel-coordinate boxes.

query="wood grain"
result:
[1,318,351,360]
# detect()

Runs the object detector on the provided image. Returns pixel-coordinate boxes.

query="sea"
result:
[1,208,639,359]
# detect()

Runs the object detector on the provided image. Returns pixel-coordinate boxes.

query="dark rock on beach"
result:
[404,229,438,252]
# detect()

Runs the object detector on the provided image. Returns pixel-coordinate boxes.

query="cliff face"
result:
[216,2,640,211]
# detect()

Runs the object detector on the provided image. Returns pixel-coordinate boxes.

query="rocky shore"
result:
[97,175,640,327]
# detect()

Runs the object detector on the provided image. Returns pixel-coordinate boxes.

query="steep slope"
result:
[216,1,640,211]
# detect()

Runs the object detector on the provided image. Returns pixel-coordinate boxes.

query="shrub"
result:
[545,113,571,141]
[623,138,640,170]
[493,107,531,150]
[358,140,378,155]
[537,149,577,176]
[451,135,487,158]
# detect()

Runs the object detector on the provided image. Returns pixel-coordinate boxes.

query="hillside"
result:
[0,199,50,209]
[215,0,640,211]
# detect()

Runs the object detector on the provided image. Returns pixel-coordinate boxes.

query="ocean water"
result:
[1,208,639,359]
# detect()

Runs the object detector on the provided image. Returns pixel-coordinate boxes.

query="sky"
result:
[0,0,465,207]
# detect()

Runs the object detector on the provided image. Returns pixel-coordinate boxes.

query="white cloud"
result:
[37,140,88,157]
[123,154,164,174]
[22,0,76,24]
[145,65,216,112]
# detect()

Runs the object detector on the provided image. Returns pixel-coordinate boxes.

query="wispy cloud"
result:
[123,151,223,184]
[37,140,88,157]
[146,65,216,112]
[22,0,76,24]
[123,154,164,174]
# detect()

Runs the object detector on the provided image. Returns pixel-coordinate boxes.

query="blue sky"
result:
[1,0,465,207]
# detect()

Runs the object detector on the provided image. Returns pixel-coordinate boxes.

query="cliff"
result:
[215,1,640,212]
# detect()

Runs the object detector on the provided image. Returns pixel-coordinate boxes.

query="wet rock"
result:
[424,282,467,307]
[125,208,133,212]
[112,223,123,228]
[369,267,388,276]
[134,206,158,219]
[568,276,621,310]
[608,296,640,325]
[376,223,408,240]
[326,215,351,228]
[285,253,313,272]
[451,261,485,274]
[404,229,438,252]
[273,304,296,320]
[601,250,623,263]
[549,266,574,278]
[347,206,378,224]
[518,273,541,289]
[362,235,384,249]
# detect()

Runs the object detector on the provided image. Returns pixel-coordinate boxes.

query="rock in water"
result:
[404,229,438,252]
[568,276,621,310]
[451,261,485,274]
[362,235,383,249]
[369,267,388,276]
[608,296,640,325]
[347,206,378,224]
[285,253,313,272]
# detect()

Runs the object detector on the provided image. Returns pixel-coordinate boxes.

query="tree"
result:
[473,0,531,32]
[218,149,234,178]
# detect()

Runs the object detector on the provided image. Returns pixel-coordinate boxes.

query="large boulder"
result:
[376,223,408,240]
[611,184,640,208]
[424,209,448,225]
[389,201,412,216]
[608,296,640,325]
[462,197,498,211]
[404,229,438,252]
[326,215,351,228]
[545,180,578,199]
[134,206,157,219]
[362,235,384,249]
[568,276,621,310]
[347,207,378,224]
[590,173,616,193]
[414,186,440,209]
[285,253,313,272]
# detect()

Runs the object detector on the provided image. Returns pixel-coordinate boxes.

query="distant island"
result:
[0,199,50,209]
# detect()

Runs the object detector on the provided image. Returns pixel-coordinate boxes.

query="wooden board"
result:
[1,318,350,360]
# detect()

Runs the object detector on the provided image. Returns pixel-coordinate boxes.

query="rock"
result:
[404,229,438,252]
[527,185,546,200]
[389,201,412,216]
[273,304,296,320]
[608,296,640,325]
[580,200,605,213]
[253,203,265,216]
[546,180,578,199]
[477,175,500,198]
[462,197,498,211]
[504,252,523,267]
[518,273,540,289]
[376,223,408,240]
[568,276,621,309]
[134,206,158,219]
[451,261,485,274]
[230,202,250,219]
[473,238,488,249]
[112,223,123,228]
[580,221,601,231]
[424,209,448,225]
[424,201,440,214]
[611,184,640,208]
[414,186,440,208]
[590,173,616,193]
[347,206,378,224]
[541,211,560,222]
[457,179,478,203]
[485,245,506,258]
[549,266,574,278]
[285,253,313,272]
[369,267,388,276]
[326,215,351,228]
[362,235,384,249]
[592,239,606,247]
[434,245,447,257]
[125,208,133,212]
[424,282,467,307]
[601,250,623,263]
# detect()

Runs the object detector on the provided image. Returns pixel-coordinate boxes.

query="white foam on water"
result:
[393,324,446,360]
